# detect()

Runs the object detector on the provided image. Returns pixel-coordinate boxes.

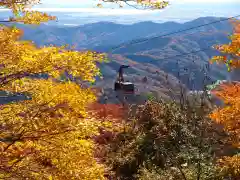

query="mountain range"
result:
[0,16,235,104]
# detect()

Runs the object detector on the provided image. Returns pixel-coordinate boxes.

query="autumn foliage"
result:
[0,0,168,178]
[88,103,124,120]
[98,0,169,9]
[209,19,240,178]
[0,0,109,179]
[210,19,240,71]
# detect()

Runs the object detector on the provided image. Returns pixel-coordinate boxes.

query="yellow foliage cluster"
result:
[136,0,169,9]
[98,0,169,9]
[0,0,113,179]
[11,11,57,25]
[0,79,112,179]
[0,25,106,85]
[0,0,56,24]
[218,154,240,177]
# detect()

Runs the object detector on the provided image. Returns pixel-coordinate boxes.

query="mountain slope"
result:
[0,17,233,103]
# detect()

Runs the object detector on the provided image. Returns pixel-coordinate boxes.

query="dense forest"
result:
[0,0,239,179]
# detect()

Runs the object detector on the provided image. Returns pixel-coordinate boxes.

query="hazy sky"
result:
[0,0,239,25]
[177,0,238,2]
[29,0,240,18]
[39,0,240,8]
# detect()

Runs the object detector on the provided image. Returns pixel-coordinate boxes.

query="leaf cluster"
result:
[105,99,227,180]
[209,19,240,179]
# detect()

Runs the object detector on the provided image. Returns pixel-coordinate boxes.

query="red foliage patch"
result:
[88,103,124,120]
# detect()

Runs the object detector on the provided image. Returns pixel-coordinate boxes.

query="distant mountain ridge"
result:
[0,17,234,103]
[3,16,232,50]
